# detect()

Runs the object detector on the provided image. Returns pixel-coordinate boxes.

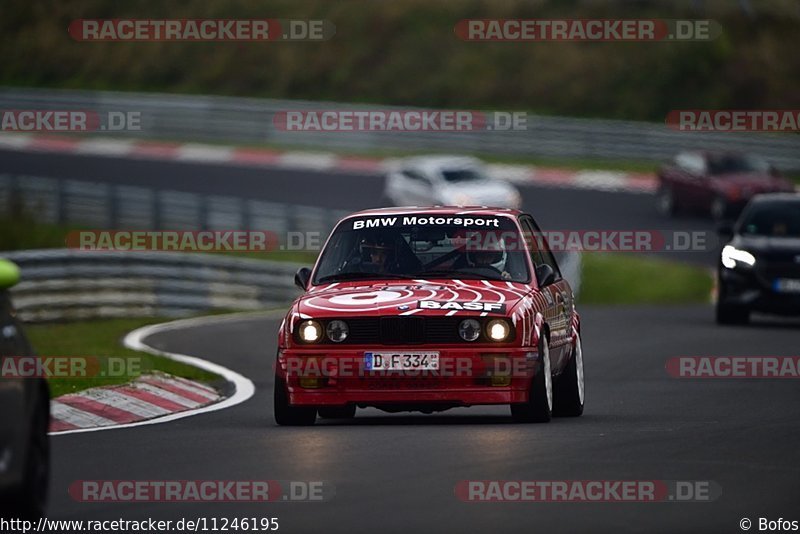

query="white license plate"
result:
[774,279,800,293]
[364,352,439,371]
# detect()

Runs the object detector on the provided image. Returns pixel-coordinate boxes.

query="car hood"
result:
[733,235,800,255]
[296,279,534,318]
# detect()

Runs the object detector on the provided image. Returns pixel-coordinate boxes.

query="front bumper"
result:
[719,266,800,315]
[277,346,539,407]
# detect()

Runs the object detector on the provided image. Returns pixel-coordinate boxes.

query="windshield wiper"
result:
[419,270,486,280]
[316,272,414,284]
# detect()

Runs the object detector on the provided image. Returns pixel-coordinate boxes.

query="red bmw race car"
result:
[273,207,584,425]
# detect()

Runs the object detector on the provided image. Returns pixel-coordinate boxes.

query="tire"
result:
[511,336,552,423]
[715,282,750,325]
[553,330,585,417]
[318,405,356,419]
[274,374,316,426]
[6,392,50,519]
[715,301,750,325]
[656,186,676,217]
[711,196,728,222]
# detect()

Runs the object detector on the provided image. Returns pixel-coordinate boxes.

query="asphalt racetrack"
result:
[0,148,721,265]
[4,149,798,532]
[49,307,800,533]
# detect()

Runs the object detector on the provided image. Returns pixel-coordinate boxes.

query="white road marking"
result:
[50,310,269,436]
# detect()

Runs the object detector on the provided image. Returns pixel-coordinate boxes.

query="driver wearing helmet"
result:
[466,237,512,280]
[357,236,397,274]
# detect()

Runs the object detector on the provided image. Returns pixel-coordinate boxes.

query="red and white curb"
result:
[49,312,261,436]
[0,132,657,194]
[50,373,221,433]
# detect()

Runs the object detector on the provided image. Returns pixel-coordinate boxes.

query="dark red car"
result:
[273,207,584,425]
[656,151,794,221]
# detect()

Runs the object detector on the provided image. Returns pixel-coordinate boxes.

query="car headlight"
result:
[486,319,511,342]
[721,245,756,269]
[458,319,481,342]
[326,320,349,343]
[299,320,323,343]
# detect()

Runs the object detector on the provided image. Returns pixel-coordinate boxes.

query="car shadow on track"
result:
[724,315,800,330]
[310,414,591,426]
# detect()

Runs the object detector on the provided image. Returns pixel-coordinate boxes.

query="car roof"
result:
[400,155,483,172]
[680,150,765,160]
[343,206,522,219]
[749,192,800,204]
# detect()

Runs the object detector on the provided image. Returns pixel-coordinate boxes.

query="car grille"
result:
[295,316,515,345]
[331,317,464,345]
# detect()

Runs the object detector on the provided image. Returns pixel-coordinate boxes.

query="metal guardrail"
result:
[2,87,799,170]
[4,247,581,323]
[4,249,304,322]
[0,174,348,234]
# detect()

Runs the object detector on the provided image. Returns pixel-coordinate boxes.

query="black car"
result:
[716,194,800,324]
[0,260,50,519]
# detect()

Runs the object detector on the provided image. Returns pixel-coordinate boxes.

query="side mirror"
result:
[0,260,20,289]
[294,267,311,290]
[535,263,555,287]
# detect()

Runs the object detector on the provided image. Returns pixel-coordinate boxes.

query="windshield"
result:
[708,154,770,175]
[313,215,530,284]
[739,203,800,238]
[441,168,487,183]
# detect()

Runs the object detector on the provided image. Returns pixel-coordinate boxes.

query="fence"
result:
[0,174,348,234]
[2,87,799,170]
[4,249,303,322]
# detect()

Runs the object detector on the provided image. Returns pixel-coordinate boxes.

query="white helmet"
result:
[467,237,507,271]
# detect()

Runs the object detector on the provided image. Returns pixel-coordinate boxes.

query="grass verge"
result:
[25,317,221,398]
[580,253,713,305]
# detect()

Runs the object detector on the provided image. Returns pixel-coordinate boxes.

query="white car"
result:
[383,155,522,209]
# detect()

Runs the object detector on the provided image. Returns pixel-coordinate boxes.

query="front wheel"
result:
[715,302,749,325]
[274,374,316,426]
[656,186,676,217]
[711,196,728,222]
[553,331,585,417]
[715,282,750,325]
[511,337,552,423]
[3,390,50,519]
